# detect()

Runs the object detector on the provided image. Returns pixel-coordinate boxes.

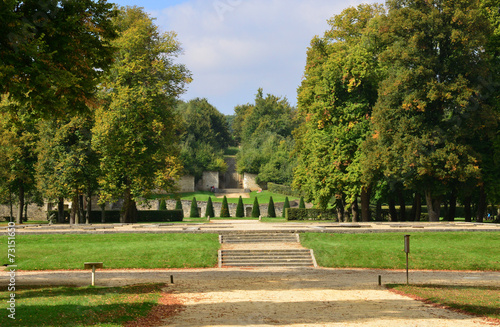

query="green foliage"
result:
[282,197,290,218]
[159,199,167,210]
[190,197,199,218]
[177,98,231,180]
[175,198,183,217]
[92,7,189,222]
[220,196,230,217]
[299,197,306,209]
[236,196,244,217]
[293,4,384,209]
[268,183,301,197]
[0,0,117,118]
[251,197,261,217]
[235,89,298,185]
[286,208,336,221]
[205,196,215,218]
[267,196,276,217]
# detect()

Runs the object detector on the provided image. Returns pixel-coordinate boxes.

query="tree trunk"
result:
[476,184,486,223]
[336,198,344,223]
[361,186,371,222]
[464,196,472,222]
[78,194,84,224]
[388,197,398,222]
[122,188,138,223]
[17,182,24,224]
[397,187,406,222]
[70,194,78,225]
[9,192,14,222]
[425,190,441,222]
[375,201,382,221]
[351,197,359,222]
[58,197,65,223]
[410,193,422,221]
[446,189,457,221]
[101,203,106,223]
[85,190,91,224]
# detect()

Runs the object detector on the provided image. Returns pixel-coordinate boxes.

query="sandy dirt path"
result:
[4,268,498,326]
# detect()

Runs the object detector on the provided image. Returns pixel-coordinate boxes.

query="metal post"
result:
[91,265,96,286]
[404,235,410,285]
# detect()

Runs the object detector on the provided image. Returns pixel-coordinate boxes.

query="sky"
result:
[110,0,372,115]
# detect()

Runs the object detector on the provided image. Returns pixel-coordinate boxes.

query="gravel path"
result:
[3,268,498,326]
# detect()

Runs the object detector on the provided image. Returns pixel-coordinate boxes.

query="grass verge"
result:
[1,233,219,270]
[0,283,168,326]
[301,232,500,271]
[387,284,500,322]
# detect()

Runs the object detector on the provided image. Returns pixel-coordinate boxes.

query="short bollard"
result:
[378,275,381,286]
[84,262,103,286]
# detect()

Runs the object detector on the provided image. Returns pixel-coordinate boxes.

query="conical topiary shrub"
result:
[220,196,230,217]
[251,197,260,218]
[159,199,166,210]
[299,196,306,209]
[175,198,183,216]
[267,196,276,217]
[205,197,215,218]
[190,197,199,218]
[282,196,290,218]
[236,196,244,217]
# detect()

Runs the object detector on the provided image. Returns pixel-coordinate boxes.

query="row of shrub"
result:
[47,210,183,223]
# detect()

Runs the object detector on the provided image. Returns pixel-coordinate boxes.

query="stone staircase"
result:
[218,232,317,268]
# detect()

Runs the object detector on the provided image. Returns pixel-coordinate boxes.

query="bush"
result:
[251,197,260,217]
[159,199,167,210]
[236,196,244,217]
[47,210,184,223]
[282,196,290,218]
[220,196,230,217]
[205,197,215,218]
[286,208,337,221]
[299,197,306,209]
[267,182,301,197]
[190,197,200,218]
[175,198,183,216]
[267,196,276,217]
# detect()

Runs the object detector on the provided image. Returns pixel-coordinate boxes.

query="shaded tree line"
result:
[293,0,500,222]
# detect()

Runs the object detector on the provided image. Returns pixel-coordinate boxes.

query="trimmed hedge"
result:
[47,210,183,223]
[267,182,301,197]
[286,208,337,221]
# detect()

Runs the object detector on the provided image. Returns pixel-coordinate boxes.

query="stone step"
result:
[220,233,299,244]
[219,249,316,268]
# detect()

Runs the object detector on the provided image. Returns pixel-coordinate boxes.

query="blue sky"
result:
[110,0,370,115]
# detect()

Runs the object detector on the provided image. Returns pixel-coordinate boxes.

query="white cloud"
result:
[152,0,371,114]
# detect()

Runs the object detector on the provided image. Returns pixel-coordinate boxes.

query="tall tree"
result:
[36,115,100,224]
[293,4,384,216]
[369,0,497,221]
[0,0,117,118]
[177,98,230,180]
[235,89,298,185]
[92,7,189,223]
[0,99,39,224]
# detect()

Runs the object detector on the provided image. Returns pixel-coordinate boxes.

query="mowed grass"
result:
[0,283,165,326]
[388,284,500,321]
[301,232,500,271]
[1,233,220,270]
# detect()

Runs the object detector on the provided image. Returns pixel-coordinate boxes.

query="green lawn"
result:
[301,232,500,271]
[388,284,500,321]
[0,284,166,326]
[1,233,220,270]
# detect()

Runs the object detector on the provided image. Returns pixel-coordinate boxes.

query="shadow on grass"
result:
[387,284,500,321]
